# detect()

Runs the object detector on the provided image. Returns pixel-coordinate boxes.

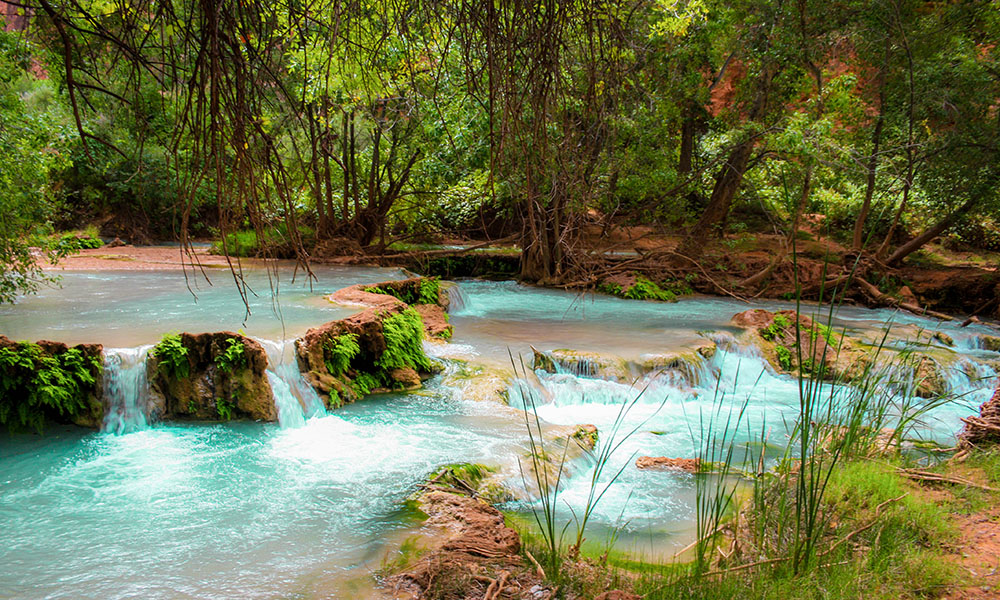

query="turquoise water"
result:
[0,272,997,597]
[0,266,406,347]
[0,385,528,599]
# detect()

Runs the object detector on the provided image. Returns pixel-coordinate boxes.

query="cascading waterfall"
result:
[444,283,469,313]
[101,346,153,435]
[258,339,326,428]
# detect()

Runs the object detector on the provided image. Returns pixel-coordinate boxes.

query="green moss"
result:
[572,425,599,448]
[0,342,102,432]
[213,337,246,373]
[377,308,432,372]
[623,276,677,302]
[323,333,360,376]
[364,277,441,305]
[152,334,189,379]
[378,535,428,575]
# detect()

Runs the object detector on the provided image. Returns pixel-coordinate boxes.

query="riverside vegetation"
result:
[378,291,1000,600]
[2,0,1000,597]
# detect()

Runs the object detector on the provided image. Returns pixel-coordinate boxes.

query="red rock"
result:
[635,456,701,472]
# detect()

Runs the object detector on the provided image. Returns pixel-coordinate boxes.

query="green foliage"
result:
[213,337,246,373]
[0,29,71,303]
[350,372,384,397]
[54,233,103,251]
[377,308,431,372]
[600,276,682,302]
[152,334,189,379]
[623,277,677,302]
[0,343,100,432]
[417,277,440,305]
[215,398,234,421]
[761,314,792,341]
[323,333,360,376]
[596,282,622,296]
[365,278,441,306]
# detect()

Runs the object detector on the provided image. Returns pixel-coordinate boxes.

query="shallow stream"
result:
[1,267,997,598]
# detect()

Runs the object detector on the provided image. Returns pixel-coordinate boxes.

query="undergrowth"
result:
[598,275,693,302]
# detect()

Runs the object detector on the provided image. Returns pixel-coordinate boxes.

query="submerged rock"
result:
[146,332,275,422]
[530,342,716,387]
[635,456,701,472]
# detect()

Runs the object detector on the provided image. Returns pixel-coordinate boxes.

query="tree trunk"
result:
[682,63,774,253]
[885,197,976,266]
[685,139,755,242]
[679,109,696,174]
[853,37,889,250]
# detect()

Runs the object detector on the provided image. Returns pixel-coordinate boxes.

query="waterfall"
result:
[258,339,326,428]
[102,346,153,435]
[444,283,468,313]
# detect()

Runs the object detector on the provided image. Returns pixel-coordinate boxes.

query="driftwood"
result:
[958,383,1000,450]
[855,277,954,321]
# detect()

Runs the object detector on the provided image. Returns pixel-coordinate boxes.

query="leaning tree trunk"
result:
[885,197,976,266]
[681,63,774,256]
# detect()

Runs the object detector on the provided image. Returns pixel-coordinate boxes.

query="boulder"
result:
[297,278,437,406]
[731,308,869,381]
[147,332,275,422]
[635,456,701,472]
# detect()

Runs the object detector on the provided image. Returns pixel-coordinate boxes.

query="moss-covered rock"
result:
[979,335,1000,352]
[298,280,438,406]
[732,309,870,382]
[146,332,275,422]
[415,463,516,505]
[0,336,104,431]
[531,347,631,380]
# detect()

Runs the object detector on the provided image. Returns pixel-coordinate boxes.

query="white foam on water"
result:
[101,345,154,435]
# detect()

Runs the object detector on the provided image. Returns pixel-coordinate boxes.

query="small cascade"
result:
[102,346,153,435]
[266,371,306,428]
[945,357,997,397]
[551,356,603,379]
[444,283,469,314]
[258,339,326,428]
